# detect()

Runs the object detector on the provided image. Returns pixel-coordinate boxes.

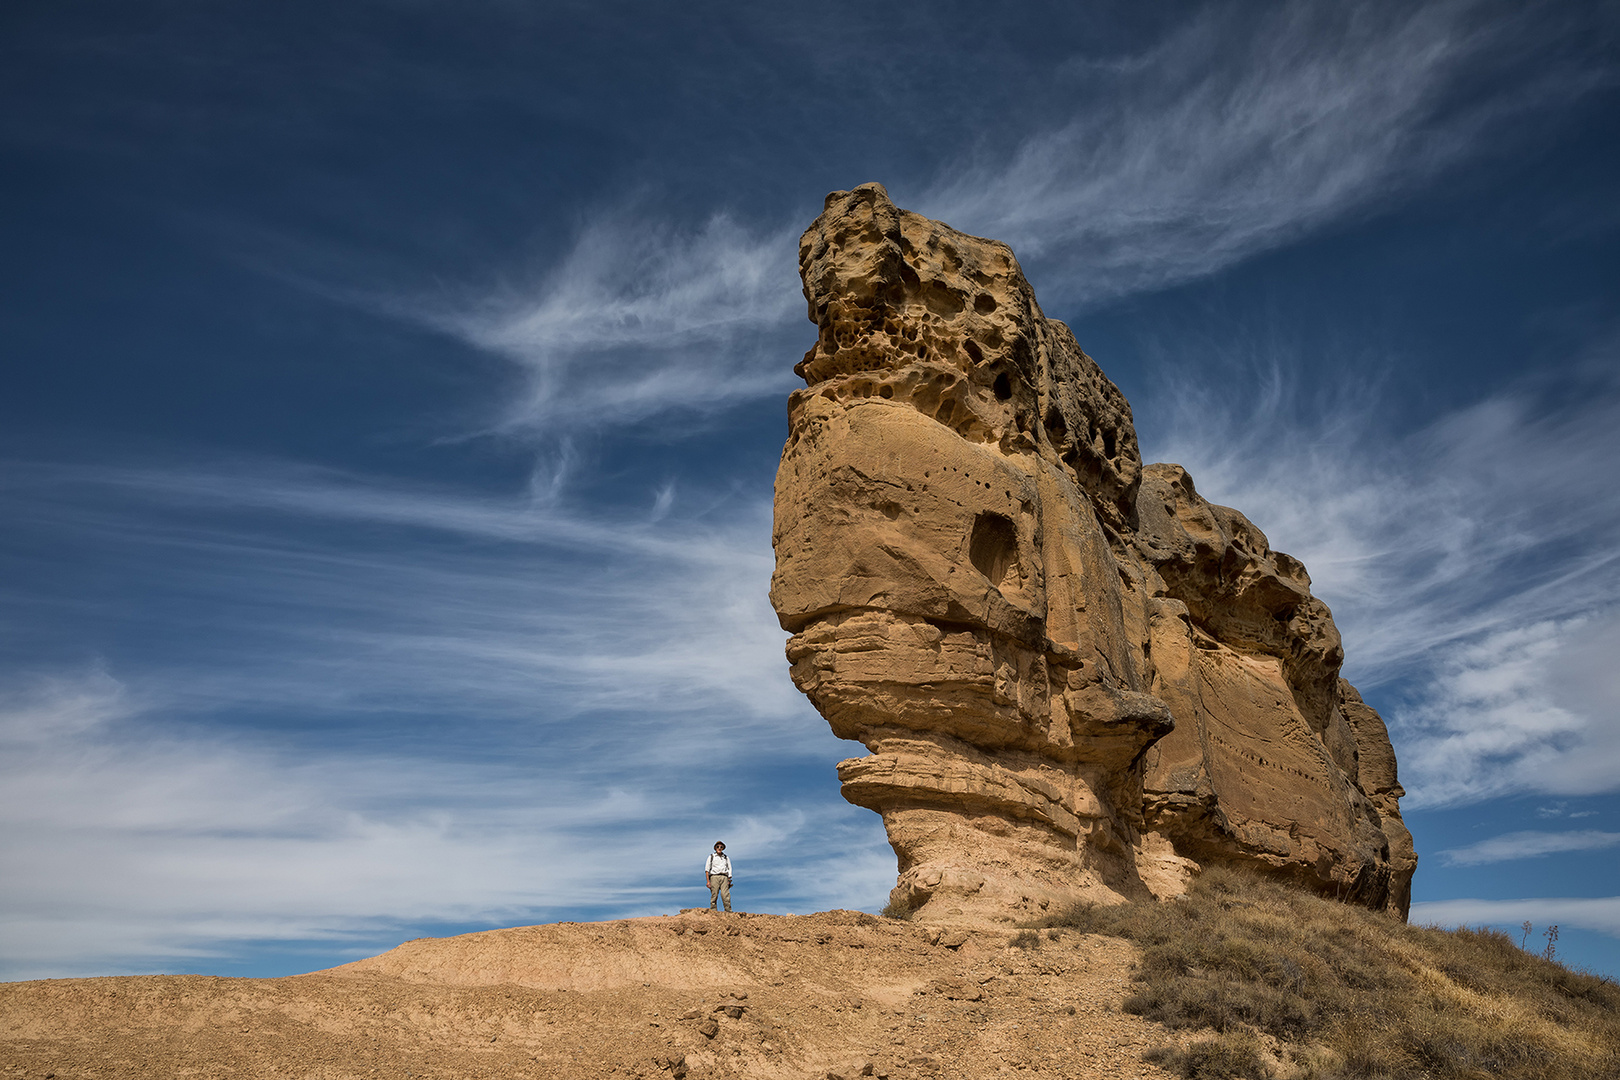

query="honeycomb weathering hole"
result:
[968,511,1019,588]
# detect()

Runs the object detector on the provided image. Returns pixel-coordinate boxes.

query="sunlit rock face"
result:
[770,183,1415,924]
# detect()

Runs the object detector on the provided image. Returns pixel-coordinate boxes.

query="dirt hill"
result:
[0,908,1178,1080]
[4,871,1616,1080]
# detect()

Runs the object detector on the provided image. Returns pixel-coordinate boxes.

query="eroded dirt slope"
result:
[1,909,1178,1080]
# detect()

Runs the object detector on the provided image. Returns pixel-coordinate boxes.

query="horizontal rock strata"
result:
[770,183,1415,924]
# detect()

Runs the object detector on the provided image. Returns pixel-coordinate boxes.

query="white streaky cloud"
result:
[1437,830,1620,867]
[0,456,899,976]
[437,212,805,436]
[1411,896,1620,939]
[0,666,891,980]
[0,667,134,746]
[650,479,677,522]
[6,458,734,562]
[1398,613,1620,806]
[1,458,810,747]
[1139,345,1620,808]
[923,2,1605,306]
[387,6,1611,447]
[767,843,901,916]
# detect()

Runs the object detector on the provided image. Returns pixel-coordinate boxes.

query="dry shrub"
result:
[878,896,913,921]
[1146,1030,1273,1079]
[1009,928,1041,950]
[1028,866,1620,1080]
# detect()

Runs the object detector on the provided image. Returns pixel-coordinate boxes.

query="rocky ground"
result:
[0,909,1182,1080]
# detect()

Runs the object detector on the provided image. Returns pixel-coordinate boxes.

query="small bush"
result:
[1145,1031,1272,1079]
[1034,900,1105,933]
[879,896,913,921]
[1009,928,1041,949]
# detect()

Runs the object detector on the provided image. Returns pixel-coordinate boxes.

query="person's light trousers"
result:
[708,874,731,911]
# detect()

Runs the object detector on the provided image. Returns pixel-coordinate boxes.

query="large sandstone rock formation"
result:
[770,183,1415,925]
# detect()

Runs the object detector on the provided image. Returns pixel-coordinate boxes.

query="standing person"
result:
[704,841,733,913]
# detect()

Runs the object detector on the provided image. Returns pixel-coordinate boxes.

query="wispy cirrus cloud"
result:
[435,213,804,437]
[1411,895,1620,939]
[1397,612,1620,808]
[923,1,1609,306]
[410,5,1614,444]
[1437,829,1620,867]
[0,460,896,979]
[0,666,886,981]
[2,458,804,731]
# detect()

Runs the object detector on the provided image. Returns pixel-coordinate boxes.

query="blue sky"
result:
[2,1,1618,981]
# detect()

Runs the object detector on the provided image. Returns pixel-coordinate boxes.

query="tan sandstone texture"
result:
[770,183,1415,925]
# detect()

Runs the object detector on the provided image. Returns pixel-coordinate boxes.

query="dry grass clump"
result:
[1028,866,1619,1080]
[878,896,914,921]
[1144,1029,1272,1080]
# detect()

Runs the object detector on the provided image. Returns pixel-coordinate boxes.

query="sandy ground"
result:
[0,909,1181,1080]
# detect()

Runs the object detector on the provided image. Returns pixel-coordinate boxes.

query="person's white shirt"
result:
[705,852,732,877]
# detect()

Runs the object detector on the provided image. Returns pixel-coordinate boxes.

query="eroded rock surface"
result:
[770,183,1415,924]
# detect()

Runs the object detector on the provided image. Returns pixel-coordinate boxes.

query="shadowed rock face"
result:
[770,183,1415,924]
